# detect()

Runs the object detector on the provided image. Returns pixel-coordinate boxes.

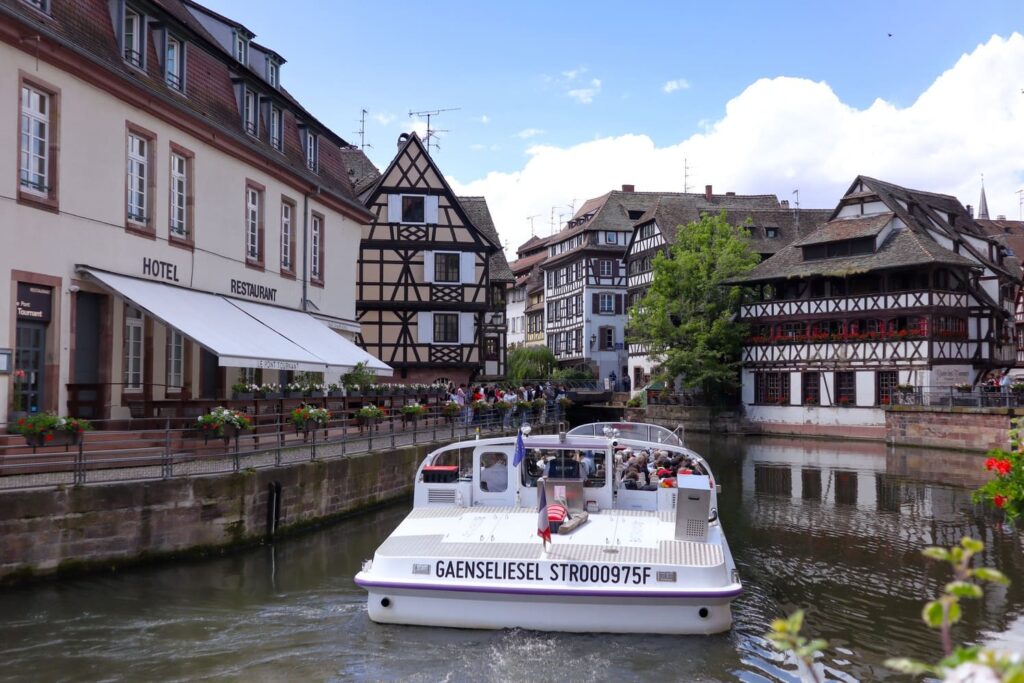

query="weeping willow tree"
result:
[506,346,557,383]
[627,210,759,393]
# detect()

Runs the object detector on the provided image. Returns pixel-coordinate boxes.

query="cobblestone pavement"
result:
[0,419,531,491]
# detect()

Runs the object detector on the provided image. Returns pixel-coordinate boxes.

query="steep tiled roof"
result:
[1,0,365,216]
[510,250,547,276]
[733,226,978,284]
[793,213,894,247]
[339,147,382,195]
[977,219,1024,278]
[459,197,513,282]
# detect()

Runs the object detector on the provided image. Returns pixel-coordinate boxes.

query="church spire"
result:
[978,174,990,220]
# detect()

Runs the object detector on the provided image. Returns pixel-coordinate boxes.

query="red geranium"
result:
[996,460,1013,476]
[986,457,998,471]
[44,433,53,442]
[994,494,1007,508]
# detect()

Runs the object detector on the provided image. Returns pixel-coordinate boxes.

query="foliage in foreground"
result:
[974,416,1024,523]
[627,210,759,393]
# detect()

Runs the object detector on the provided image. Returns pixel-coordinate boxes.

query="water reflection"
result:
[0,435,1020,682]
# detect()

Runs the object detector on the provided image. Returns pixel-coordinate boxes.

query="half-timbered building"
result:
[623,187,827,389]
[731,176,1020,438]
[507,236,548,348]
[975,216,1024,366]
[355,133,505,386]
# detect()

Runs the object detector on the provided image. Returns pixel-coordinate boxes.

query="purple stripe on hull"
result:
[355,576,743,600]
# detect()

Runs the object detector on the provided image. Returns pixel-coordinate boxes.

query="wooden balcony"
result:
[740,289,969,320]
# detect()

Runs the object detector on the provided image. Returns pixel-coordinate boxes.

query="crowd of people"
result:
[616,448,706,490]
[445,382,569,427]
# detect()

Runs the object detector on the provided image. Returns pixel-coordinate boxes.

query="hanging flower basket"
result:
[196,407,253,443]
[11,413,91,448]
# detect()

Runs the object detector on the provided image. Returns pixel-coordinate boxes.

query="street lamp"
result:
[589,333,597,349]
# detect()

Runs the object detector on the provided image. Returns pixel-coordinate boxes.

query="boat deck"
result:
[378,507,725,567]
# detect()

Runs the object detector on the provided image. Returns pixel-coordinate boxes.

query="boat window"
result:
[478,451,508,493]
[431,447,474,481]
[519,448,605,488]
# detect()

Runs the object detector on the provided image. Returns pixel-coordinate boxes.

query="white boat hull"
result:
[360,583,734,634]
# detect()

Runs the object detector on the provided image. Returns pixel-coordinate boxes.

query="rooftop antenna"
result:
[792,188,800,236]
[354,109,372,151]
[683,157,692,193]
[408,107,460,154]
[1017,189,1023,221]
[550,205,571,235]
[526,214,541,236]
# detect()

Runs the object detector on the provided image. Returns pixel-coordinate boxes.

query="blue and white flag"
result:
[513,429,526,467]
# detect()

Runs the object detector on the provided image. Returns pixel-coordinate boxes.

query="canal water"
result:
[0,435,1022,682]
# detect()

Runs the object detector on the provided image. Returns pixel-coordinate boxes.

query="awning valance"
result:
[80,268,392,376]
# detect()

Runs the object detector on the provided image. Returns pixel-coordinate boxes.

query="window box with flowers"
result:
[12,413,93,449]
[954,383,973,394]
[196,407,253,443]
[441,401,461,421]
[231,382,258,400]
[400,403,428,425]
[355,404,384,426]
[291,404,329,440]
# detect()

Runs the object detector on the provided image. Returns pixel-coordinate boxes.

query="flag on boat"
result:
[537,483,551,548]
[513,429,526,467]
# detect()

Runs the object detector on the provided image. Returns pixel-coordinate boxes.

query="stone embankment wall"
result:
[885,406,1015,452]
[625,405,744,434]
[0,445,426,584]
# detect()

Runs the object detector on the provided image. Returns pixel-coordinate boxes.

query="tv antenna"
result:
[550,205,572,235]
[354,109,372,151]
[683,157,693,193]
[1017,188,1023,221]
[408,107,460,154]
[526,214,541,236]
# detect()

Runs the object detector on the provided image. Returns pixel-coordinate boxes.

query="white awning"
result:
[80,268,392,376]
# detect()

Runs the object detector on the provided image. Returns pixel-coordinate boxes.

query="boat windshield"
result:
[567,422,683,447]
[520,448,606,488]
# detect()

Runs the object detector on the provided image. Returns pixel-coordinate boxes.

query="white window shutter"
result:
[417,312,433,344]
[423,250,434,283]
[460,312,475,344]
[387,194,401,223]
[425,195,439,224]
[461,251,476,284]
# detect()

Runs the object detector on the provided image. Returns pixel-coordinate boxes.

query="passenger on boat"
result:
[480,453,508,492]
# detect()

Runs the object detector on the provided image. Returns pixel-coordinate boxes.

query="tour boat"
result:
[354,422,742,634]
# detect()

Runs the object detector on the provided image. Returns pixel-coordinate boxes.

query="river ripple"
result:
[0,435,1021,682]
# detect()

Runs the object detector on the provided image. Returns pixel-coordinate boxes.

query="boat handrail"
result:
[567,422,684,447]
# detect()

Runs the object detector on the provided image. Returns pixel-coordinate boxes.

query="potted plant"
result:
[261,383,283,400]
[284,381,305,399]
[231,381,256,400]
[557,397,573,410]
[196,407,253,443]
[356,404,384,426]
[341,362,376,397]
[441,400,461,422]
[11,413,92,448]
[290,403,330,438]
[400,403,428,425]
[626,396,642,408]
[327,383,344,398]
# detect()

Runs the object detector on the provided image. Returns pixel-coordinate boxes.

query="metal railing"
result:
[892,388,1024,409]
[0,403,568,492]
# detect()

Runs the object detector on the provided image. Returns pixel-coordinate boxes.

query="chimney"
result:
[621,184,635,193]
[966,204,974,218]
[780,199,789,209]
[705,184,713,201]
[397,132,410,150]
[726,191,736,196]
[997,214,1007,221]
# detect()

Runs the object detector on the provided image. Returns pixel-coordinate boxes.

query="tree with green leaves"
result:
[506,346,556,383]
[627,210,760,394]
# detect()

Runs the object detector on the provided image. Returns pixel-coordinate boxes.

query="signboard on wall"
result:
[16,284,52,322]
[932,366,971,386]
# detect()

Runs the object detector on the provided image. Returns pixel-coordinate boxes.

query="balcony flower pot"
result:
[264,392,283,400]
[232,392,254,401]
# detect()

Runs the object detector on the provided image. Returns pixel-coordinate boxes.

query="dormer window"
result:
[123,8,144,68]
[165,36,184,91]
[305,131,318,171]
[234,32,249,65]
[243,88,257,136]
[270,106,282,151]
[765,227,779,238]
[267,60,279,88]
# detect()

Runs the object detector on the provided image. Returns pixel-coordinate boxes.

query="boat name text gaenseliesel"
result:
[433,560,652,585]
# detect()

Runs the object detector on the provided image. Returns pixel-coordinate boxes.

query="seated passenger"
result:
[480,453,508,492]
[620,470,640,489]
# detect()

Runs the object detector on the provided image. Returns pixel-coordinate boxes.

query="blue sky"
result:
[203,0,1023,251]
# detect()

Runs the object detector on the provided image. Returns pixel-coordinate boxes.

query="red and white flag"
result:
[537,483,551,548]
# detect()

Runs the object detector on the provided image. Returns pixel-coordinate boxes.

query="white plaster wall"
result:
[506,291,526,347]
[746,405,885,427]
[855,371,875,407]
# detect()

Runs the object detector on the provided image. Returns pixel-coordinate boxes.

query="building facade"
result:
[623,187,828,390]
[732,176,1019,437]
[1,0,386,425]
[354,133,506,386]
[507,236,547,348]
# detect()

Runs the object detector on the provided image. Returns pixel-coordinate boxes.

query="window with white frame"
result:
[126,132,148,223]
[19,85,49,194]
[124,307,144,391]
[165,36,183,91]
[166,329,183,390]
[599,293,614,314]
[169,152,187,237]
[243,89,257,136]
[123,8,143,67]
[433,313,459,343]
[305,132,318,171]
[311,213,322,282]
[605,231,617,244]
[401,195,425,223]
[434,253,460,283]
[270,107,282,151]
[245,186,261,261]
[234,32,248,64]
[599,260,613,277]
[267,60,278,88]
[280,202,293,271]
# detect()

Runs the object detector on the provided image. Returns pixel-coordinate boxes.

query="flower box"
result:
[232,392,255,401]
[264,392,283,400]
[24,430,80,448]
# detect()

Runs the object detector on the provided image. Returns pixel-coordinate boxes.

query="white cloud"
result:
[662,79,690,93]
[562,66,587,80]
[568,78,602,104]
[449,34,1024,258]
[470,143,500,152]
[373,112,396,125]
[408,118,429,139]
[516,128,545,140]
[479,115,490,124]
